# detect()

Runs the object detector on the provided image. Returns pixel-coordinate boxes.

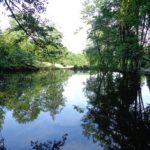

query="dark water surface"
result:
[0,70,149,150]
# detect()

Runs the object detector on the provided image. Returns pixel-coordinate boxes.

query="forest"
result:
[0,0,149,72]
[83,0,150,72]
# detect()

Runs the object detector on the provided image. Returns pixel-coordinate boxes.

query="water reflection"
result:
[0,130,6,150]
[31,134,68,150]
[0,71,149,149]
[83,72,150,150]
[0,70,72,125]
[0,130,68,150]
[146,76,150,91]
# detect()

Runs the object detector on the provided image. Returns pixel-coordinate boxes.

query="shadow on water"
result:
[83,72,150,150]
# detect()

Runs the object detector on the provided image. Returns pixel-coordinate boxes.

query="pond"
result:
[0,70,149,150]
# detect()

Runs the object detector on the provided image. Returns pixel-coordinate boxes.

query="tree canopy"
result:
[83,0,150,71]
[1,0,48,40]
[0,18,69,69]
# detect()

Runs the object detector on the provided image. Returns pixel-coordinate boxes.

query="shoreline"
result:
[0,61,149,75]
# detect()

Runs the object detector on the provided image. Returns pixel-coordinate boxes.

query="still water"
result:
[0,70,149,150]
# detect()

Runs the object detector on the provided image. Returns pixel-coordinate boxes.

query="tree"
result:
[1,0,48,31]
[0,28,35,69]
[0,0,49,48]
[0,17,69,69]
[83,0,150,72]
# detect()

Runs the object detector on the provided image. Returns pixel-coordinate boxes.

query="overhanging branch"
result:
[4,0,46,49]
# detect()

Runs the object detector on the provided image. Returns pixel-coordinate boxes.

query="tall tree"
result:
[83,0,150,71]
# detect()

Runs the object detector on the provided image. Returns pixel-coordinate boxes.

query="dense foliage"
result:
[83,0,150,71]
[0,19,69,70]
[61,52,88,66]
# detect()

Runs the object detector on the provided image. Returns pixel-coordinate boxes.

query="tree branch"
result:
[4,0,46,49]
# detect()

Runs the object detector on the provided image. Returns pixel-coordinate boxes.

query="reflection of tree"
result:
[31,134,68,150]
[0,130,68,150]
[0,130,6,150]
[146,75,150,91]
[0,70,72,124]
[0,108,5,129]
[83,72,150,150]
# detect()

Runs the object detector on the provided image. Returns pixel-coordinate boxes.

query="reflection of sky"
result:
[63,74,89,107]
[141,77,150,107]
[2,74,101,150]
[1,74,150,150]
